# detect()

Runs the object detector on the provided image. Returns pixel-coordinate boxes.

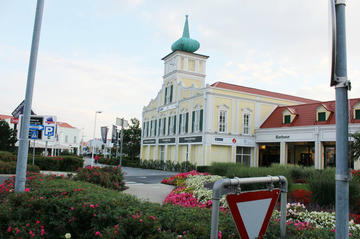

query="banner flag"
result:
[111,125,118,143]
[100,126,108,144]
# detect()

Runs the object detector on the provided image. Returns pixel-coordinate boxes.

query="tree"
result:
[350,132,360,162]
[122,118,141,161]
[0,120,17,152]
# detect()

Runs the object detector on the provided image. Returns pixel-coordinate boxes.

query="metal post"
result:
[210,176,287,239]
[15,0,44,192]
[334,1,350,238]
[91,111,102,166]
[32,140,36,165]
[119,119,124,167]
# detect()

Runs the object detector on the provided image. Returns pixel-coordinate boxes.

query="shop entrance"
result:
[259,143,280,167]
[287,142,314,167]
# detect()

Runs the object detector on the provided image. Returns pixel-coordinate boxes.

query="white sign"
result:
[158,103,176,113]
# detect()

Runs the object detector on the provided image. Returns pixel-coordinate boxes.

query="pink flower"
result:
[139,219,143,222]
[95,231,102,237]
[90,204,95,208]
[218,230,222,238]
[7,226,11,232]
[41,229,45,236]
[71,207,74,210]
[25,188,30,192]
[36,220,40,224]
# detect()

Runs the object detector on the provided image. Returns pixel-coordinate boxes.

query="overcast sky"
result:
[0,0,359,140]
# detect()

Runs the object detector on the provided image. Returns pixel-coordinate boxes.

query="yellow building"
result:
[141,16,318,166]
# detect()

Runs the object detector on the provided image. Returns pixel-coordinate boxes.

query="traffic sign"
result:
[30,130,38,139]
[29,124,44,131]
[226,189,280,239]
[44,126,55,136]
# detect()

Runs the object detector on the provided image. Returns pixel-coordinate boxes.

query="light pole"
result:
[15,0,45,192]
[91,111,102,166]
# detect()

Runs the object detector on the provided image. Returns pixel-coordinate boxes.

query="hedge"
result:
[0,160,40,174]
[0,151,83,172]
[0,175,353,238]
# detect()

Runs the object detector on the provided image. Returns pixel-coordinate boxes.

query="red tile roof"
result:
[0,114,12,120]
[57,122,74,128]
[211,82,319,104]
[260,98,360,128]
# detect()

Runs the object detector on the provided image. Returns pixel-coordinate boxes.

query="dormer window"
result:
[355,109,360,120]
[318,112,326,122]
[284,115,291,124]
[353,102,360,120]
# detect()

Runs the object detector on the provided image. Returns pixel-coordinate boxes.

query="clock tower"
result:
[161,15,209,100]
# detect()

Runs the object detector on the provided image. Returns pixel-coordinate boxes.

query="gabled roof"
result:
[260,98,360,128]
[0,114,12,120]
[57,122,74,128]
[211,82,319,104]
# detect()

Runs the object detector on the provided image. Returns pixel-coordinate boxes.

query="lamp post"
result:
[91,111,102,166]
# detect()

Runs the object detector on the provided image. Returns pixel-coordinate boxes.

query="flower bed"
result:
[73,166,127,191]
[162,171,360,238]
[0,160,40,174]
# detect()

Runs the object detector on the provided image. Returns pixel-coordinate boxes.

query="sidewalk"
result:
[124,183,174,204]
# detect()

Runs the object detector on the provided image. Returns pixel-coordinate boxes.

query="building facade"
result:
[256,99,360,169]
[140,16,319,167]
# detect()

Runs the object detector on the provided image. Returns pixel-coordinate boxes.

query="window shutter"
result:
[200,109,203,132]
[170,85,173,103]
[146,122,149,137]
[168,117,171,135]
[173,115,176,134]
[163,118,166,135]
[185,112,189,133]
[179,114,182,133]
[154,120,157,136]
[192,111,195,132]
[164,87,168,104]
[142,123,145,137]
[158,119,161,136]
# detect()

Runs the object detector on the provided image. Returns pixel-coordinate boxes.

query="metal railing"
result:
[210,175,288,239]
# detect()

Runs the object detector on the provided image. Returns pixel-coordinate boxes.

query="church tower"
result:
[161,15,209,105]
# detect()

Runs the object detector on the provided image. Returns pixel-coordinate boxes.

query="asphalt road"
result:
[0,165,178,185]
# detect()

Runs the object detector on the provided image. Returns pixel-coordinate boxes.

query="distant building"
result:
[87,138,113,157]
[0,114,81,156]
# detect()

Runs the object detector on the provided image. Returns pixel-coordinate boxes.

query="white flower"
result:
[65,233,71,239]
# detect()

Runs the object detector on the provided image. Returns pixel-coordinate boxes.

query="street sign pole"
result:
[119,119,124,167]
[32,140,36,165]
[333,1,351,238]
[15,0,44,192]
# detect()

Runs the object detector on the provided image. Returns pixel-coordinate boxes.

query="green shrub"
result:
[0,160,40,174]
[0,151,16,162]
[73,166,127,191]
[309,167,360,208]
[196,165,211,173]
[34,156,83,172]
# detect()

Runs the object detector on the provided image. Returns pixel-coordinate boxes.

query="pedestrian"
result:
[94,155,99,164]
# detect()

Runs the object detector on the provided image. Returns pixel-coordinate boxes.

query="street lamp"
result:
[91,110,102,166]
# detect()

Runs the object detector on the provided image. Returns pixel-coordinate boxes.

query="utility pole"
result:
[15,0,44,192]
[330,0,351,238]
[119,119,124,167]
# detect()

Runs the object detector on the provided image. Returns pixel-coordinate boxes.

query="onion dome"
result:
[171,15,200,53]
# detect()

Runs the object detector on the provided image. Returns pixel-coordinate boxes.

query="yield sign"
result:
[226,189,280,239]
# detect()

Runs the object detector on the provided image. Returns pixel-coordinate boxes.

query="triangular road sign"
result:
[226,189,280,239]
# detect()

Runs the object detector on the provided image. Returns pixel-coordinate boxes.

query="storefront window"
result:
[324,146,335,168]
[236,147,251,166]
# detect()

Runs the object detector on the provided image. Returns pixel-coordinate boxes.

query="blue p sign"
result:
[44,126,55,136]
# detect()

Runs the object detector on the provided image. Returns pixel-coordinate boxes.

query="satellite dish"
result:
[329,0,337,86]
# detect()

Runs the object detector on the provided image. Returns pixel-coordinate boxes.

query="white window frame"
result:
[218,110,227,133]
[151,120,156,137]
[243,113,250,135]
[180,113,186,135]
[236,147,251,166]
[160,118,165,136]
[194,109,201,133]
[160,146,165,161]
[169,115,174,135]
